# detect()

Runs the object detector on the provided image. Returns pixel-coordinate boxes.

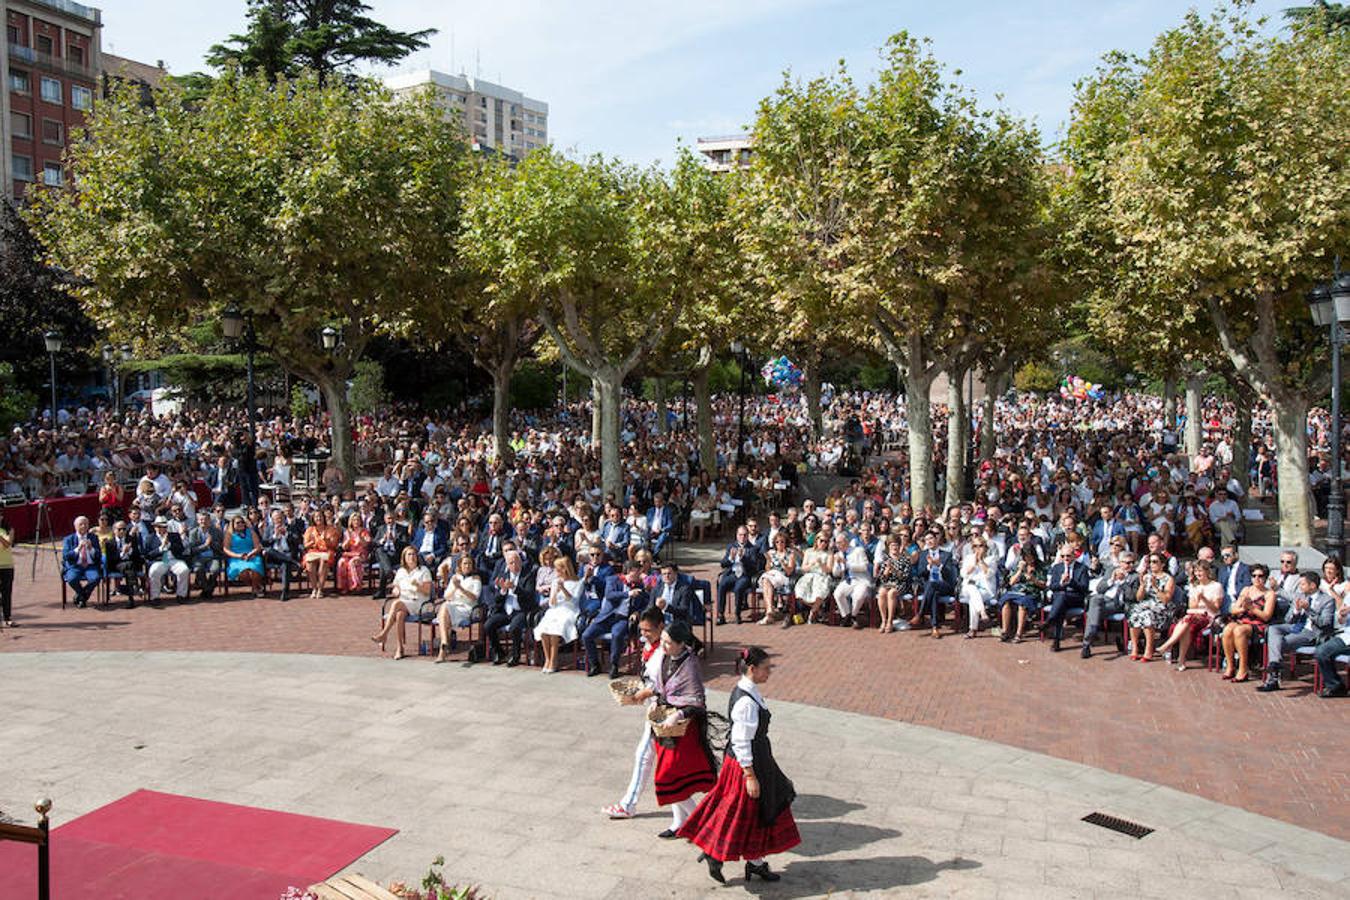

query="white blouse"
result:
[729,675,764,767]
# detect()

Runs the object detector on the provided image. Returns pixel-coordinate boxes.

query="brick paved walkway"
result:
[4,543,1346,843]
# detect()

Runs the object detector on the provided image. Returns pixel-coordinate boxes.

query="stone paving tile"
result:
[3,541,1348,848]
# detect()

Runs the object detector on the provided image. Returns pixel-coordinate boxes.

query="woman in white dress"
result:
[435,553,482,662]
[270,448,293,501]
[535,555,584,673]
[960,535,998,639]
[371,546,431,660]
[793,538,833,622]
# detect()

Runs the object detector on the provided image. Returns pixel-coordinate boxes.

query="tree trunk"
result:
[317,374,354,491]
[491,361,514,464]
[654,377,668,435]
[945,367,967,509]
[591,376,602,448]
[905,368,937,511]
[1163,376,1178,429]
[803,358,823,437]
[1231,382,1257,494]
[1272,395,1314,547]
[1184,373,1204,459]
[692,367,715,476]
[597,374,623,498]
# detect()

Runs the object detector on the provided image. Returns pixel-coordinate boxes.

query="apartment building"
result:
[696,134,752,173]
[2,0,102,199]
[384,69,548,160]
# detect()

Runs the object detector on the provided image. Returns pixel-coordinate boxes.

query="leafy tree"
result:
[1284,1,1350,30]
[1064,2,1350,544]
[0,363,36,431]
[348,359,390,414]
[206,0,435,85]
[26,72,467,488]
[0,200,96,391]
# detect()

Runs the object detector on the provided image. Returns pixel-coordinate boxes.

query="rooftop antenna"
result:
[475,46,481,79]
[450,28,455,74]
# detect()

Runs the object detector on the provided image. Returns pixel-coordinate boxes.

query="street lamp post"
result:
[222,306,258,443]
[1308,259,1350,558]
[730,341,747,467]
[42,331,61,424]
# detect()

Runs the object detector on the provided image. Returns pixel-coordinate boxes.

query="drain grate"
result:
[1082,812,1154,839]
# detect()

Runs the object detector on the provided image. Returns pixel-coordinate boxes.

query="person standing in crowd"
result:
[0,510,14,626]
[678,645,800,885]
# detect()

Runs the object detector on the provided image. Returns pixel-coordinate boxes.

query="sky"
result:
[103,0,1294,167]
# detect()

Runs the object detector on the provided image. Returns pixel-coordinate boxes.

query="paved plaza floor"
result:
[1,651,1347,899]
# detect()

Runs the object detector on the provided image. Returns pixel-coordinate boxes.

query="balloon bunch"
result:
[760,355,804,389]
[1059,375,1104,402]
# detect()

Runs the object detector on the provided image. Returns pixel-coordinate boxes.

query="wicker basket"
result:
[608,676,643,705]
[648,704,690,738]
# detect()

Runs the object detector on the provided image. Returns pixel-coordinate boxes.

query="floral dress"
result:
[1129,573,1171,630]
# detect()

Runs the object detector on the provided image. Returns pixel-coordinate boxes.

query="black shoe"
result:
[1051,639,1061,652]
[492,655,505,666]
[1080,645,1091,659]
[657,828,678,839]
[373,591,387,600]
[1114,634,1126,653]
[781,616,793,629]
[587,665,603,677]
[1000,632,1012,643]
[608,668,620,680]
[841,615,853,628]
[1256,679,1280,692]
[745,861,780,882]
[506,657,520,668]
[716,617,727,626]
[126,600,136,610]
[698,852,726,884]
[1319,684,1347,698]
[279,594,290,602]
[734,613,743,625]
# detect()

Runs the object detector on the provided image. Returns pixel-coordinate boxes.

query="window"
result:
[10,111,31,138]
[6,25,19,45]
[41,118,61,145]
[71,84,91,111]
[9,69,30,94]
[68,45,84,66]
[40,76,61,104]
[35,34,52,55]
[42,162,62,186]
[12,154,32,182]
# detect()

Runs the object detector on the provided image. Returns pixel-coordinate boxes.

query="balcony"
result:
[29,0,101,26]
[9,43,94,80]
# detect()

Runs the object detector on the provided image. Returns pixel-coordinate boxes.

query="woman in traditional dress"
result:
[678,645,800,884]
[637,619,716,839]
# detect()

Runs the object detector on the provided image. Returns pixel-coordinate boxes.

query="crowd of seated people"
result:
[26,381,1350,698]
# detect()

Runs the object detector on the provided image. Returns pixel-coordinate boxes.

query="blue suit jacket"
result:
[411,522,450,560]
[597,574,648,620]
[646,505,674,538]
[62,533,102,574]
[1047,560,1090,601]
[1216,561,1253,613]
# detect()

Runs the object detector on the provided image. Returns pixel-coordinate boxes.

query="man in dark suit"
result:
[371,512,410,599]
[909,530,958,633]
[717,526,762,625]
[186,510,225,600]
[262,509,300,602]
[654,562,701,625]
[646,493,675,559]
[410,511,449,570]
[203,453,236,507]
[482,550,537,667]
[599,505,630,560]
[747,516,769,556]
[584,561,649,678]
[1216,544,1252,615]
[1042,546,1091,651]
[105,518,143,608]
[474,512,511,576]
[61,515,103,608]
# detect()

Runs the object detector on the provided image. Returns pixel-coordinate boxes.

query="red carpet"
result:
[0,789,398,899]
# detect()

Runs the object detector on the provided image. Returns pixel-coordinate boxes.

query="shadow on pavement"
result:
[792,820,902,857]
[6,620,130,630]
[791,794,865,821]
[759,855,980,897]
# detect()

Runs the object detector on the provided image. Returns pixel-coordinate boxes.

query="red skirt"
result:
[676,756,801,862]
[652,728,716,805]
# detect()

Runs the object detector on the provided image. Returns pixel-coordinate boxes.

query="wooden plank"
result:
[308,884,359,900]
[341,873,401,899]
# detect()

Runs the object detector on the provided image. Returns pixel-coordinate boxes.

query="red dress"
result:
[650,649,716,805]
[678,685,800,862]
